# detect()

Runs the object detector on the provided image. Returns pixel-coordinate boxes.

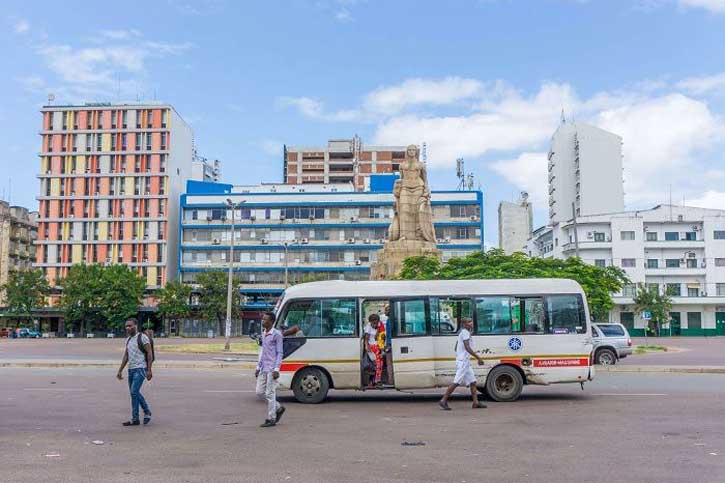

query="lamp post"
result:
[283,239,298,289]
[224,198,245,351]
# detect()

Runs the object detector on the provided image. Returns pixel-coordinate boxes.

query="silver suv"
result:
[591,323,633,365]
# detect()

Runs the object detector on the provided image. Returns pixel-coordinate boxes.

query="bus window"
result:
[475,297,514,334]
[546,295,585,334]
[519,297,545,334]
[431,297,472,335]
[392,299,429,336]
[281,299,358,337]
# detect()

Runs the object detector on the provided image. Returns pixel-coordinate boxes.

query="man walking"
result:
[256,312,285,428]
[439,318,486,410]
[117,318,153,426]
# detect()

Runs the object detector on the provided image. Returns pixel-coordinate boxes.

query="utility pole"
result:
[572,202,580,259]
[224,199,244,351]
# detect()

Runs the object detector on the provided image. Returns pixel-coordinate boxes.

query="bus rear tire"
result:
[485,365,523,402]
[292,367,329,404]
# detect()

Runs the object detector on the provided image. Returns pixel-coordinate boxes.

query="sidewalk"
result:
[0,358,258,370]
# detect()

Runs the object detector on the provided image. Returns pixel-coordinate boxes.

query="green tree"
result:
[1,269,50,324]
[156,280,192,335]
[196,271,242,336]
[59,264,145,335]
[399,249,630,321]
[633,283,673,336]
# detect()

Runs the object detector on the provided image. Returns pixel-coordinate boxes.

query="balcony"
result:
[644,265,706,276]
[562,240,612,252]
[644,239,704,249]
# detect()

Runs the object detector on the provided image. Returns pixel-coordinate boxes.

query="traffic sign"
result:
[642,311,652,320]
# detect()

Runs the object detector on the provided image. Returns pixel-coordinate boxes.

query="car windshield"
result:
[597,325,626,337]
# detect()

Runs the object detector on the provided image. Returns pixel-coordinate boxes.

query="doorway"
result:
[669,312,681,336]
[360,299,394,388]
[716,312,725,336]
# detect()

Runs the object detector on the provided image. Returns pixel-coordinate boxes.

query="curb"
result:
[598,365,725,374]
[0,361,258,370]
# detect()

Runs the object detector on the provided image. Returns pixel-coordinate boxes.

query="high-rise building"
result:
[192,157,221,182]
[548,122,623,223]
[0,201,38,304]
[177,179,484,335]
[35,103,193,294]
[283,137,407,191]
[498,192,533,254]
[526,204,725,336]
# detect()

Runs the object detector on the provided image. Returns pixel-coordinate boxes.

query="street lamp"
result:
[283,239,298,289]
[224,198,245,352]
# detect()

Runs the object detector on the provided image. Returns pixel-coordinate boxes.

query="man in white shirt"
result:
[439,318,486,410]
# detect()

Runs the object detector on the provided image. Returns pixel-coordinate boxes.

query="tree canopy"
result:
[633,283,673,335]
[196,271,243,336]
[59,264,145,334]
[156,280,192,327]
[1,269,50,323]
[398,249,630,321]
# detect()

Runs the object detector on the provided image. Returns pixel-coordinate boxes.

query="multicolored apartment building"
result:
[35,103,193,295]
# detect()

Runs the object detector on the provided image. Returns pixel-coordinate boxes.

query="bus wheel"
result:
[595,348,617,366]
[292,367,329,404]
[485,366,523,402]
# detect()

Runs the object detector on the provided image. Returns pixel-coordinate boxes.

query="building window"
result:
[666,259,680,268]
[122,110,128,128]
[687,287,699,297]
[686,258,697,268]
[647,259,658,269]
[621,258,635,268]
[86,111,93,129]
[622,284,636,297]
[620,231,635,241]
[715,258,725,267]
[121,133,127,151]
[684,232,697,241]
[594,259,606,268]
[62,111,68,130]
[687,312,702,330]
[146,133,152,151]
[135,134,141,151]
[111,110,117,129]
[714,230,725,240]
[96,134,102,151]
[665,232,679,241]
[110,135,116,151]
[646,232,658,241]
[160,132,167,150]
[161,110,168,128]
[594,232,605,242]
[717,283,725,296]
[666,283,681,296]
[86,136,92,152]
[160,155,166,173]
[136,110,142,129]
[48,111,54,129]
[647,283,659,293]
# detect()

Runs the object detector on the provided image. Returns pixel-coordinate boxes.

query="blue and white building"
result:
[179,177,484,326]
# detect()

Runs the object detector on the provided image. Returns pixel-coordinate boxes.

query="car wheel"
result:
[485,365,524,402]
[292,367,330,404]
[596,348,617,365]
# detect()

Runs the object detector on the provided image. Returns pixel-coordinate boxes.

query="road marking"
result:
[203,390,256,393]
[593,393,667,396]
[23,388,87,392]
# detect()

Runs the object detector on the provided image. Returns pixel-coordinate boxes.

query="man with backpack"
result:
[117,318,154,426]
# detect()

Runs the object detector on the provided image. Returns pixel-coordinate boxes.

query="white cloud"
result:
[100,29,142,40]
[335,9,352,21]
[679,0,725,13]
[364,77,483,115]
[676,72,725,96]
[14,19,29,34]
[275,96,360,122]
[687,190,725,209]
[490,152,549,206]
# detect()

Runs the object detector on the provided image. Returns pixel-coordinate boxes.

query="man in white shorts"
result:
[439,318,486,410]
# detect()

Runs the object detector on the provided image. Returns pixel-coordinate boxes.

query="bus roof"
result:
[282,278,585,299]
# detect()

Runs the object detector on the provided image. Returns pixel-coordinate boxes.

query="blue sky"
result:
[2,0,725,246]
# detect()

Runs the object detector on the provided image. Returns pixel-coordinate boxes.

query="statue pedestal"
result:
[370,239,442,280]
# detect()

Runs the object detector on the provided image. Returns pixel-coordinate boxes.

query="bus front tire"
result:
[292,367,330,404]
[485,365,524,402]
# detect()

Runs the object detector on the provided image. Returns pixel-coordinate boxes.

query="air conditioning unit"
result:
[701,261,707,268]
[587,232,594,239]
[347,238,355,244]
[679,258,685,264]
[142,258,148,263]
[687,252,696,258]
[68,214,74,218]
[350,216,358,222]
[363,239,371,244]
[206,216,213,222]
[692,225,700,231]
[261,239,268,245]
[355,260,362,266]
[701,291,707,297]
[379,238,387,244]
[301,238,309,244]
[212,238,221,245]
[444,237,451,243]
[309,215,315,220]
[606,236,612,242]
[280,215,285,221]
[250,215,256,221]
[291,218,298,223]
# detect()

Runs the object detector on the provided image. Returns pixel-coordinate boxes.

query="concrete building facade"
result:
[0,201,38,304]
[192,156,221,182]
[283,137,408,191]
[548,122,624,223]
[527,205,725,336]
[35,103,194,292]
[178,179,484,331]
[498,193,533,254]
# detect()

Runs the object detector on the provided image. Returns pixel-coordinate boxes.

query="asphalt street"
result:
[1,368,724,483]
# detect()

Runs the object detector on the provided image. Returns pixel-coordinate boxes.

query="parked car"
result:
[591,322,633,365]
[17,328,41,338]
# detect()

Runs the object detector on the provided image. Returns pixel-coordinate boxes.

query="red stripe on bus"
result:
[280,363,307,372]
[500,359,522,366]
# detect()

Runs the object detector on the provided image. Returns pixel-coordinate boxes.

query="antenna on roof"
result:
[47,93,55,105]
[560,108,566,124]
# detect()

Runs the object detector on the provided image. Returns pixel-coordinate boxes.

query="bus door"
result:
[389,298,435,389]
[430,297,474,386]
[360,299,395,388]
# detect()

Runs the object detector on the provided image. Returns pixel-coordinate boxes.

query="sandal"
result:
[438,401,452,411]
[472,402,487,409]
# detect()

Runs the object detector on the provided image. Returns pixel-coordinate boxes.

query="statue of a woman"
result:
[388,145,436,243]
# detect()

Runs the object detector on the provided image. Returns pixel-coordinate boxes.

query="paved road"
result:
[1,368,724,483]
[624,337,725,366]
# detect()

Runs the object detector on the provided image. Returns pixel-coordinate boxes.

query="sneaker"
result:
[122,420,140,426]
[260,419,276,428]
[143,415,152,425]
[472,402,487,409]
[275,406,286,423]
[438,401,452,411]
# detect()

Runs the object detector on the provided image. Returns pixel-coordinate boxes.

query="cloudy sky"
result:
[2,0,725,246]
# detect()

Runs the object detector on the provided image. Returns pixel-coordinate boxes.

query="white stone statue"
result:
[388,144,436,243]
